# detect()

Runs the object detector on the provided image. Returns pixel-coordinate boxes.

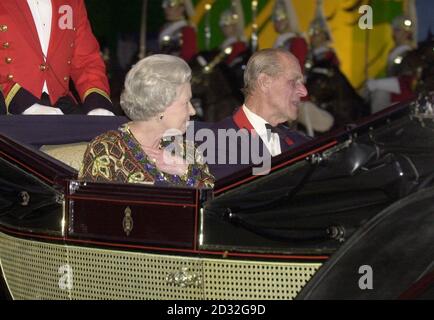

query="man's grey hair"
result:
[120,54,192,121]
[243,48,295,98]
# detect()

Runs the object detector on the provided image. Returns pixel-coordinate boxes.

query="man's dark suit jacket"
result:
[193,107,310,180]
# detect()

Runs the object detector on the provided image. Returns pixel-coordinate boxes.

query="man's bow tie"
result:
[265,123,281,140]
[265,123,278,133]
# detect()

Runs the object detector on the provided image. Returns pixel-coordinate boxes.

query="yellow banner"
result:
[195,0,404,88]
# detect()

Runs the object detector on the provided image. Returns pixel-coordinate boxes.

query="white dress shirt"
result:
[27,0,52,94]
[243,105,282,157]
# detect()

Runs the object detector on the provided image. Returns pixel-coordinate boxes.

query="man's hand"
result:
[87,108,115,116]
[22,103,64,115]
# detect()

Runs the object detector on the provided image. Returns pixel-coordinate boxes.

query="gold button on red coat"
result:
[63,76,69,81]
[5,57,12,64]
[7,74,13,80]
[39,63,48,71]
[0,25,7,32]
[2,42,10,49]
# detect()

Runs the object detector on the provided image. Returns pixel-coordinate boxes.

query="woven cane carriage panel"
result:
[0,233,69,300]
[0,232,322,299]
[67,246,203,300]
[202,259,321,300]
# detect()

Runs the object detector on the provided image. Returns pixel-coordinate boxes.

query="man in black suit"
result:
[194,48,310,180]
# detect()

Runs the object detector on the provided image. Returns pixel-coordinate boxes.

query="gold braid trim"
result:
[83,88,112,102]
[5,83,21,114]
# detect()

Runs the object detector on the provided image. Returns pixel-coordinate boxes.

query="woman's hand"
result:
[142,146,188,177]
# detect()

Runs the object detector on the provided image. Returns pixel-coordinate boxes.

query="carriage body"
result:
[0,95,433,300]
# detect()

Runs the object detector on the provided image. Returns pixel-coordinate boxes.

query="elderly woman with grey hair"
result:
[79,54,214,188]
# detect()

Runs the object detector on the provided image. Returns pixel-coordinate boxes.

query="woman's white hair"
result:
[120,54,192,121]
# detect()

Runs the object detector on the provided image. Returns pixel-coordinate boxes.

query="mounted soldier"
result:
[272,0,308,71]
[219,1,249,67]
[305,0,340,69]
[366,12,418,113]
[189,1,249,122]
[159,0,198,63]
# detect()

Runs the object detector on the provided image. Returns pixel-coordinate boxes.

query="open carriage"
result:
[0,94,433,300]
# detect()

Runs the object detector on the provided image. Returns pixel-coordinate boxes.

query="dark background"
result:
[84,0,168,111]
[85,0,165,54]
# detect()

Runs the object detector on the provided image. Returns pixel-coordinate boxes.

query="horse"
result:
[305,61,370,130]
[189,49,250,122]
[402,37,434,94]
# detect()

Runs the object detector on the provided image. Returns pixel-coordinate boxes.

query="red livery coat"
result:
[0,0,111,114]
[159,21,198,63]
[180,25,198,62]
[225,41,247,66]
[392,75,415,103]
[289,37,308,70]
[274,33,308,72]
